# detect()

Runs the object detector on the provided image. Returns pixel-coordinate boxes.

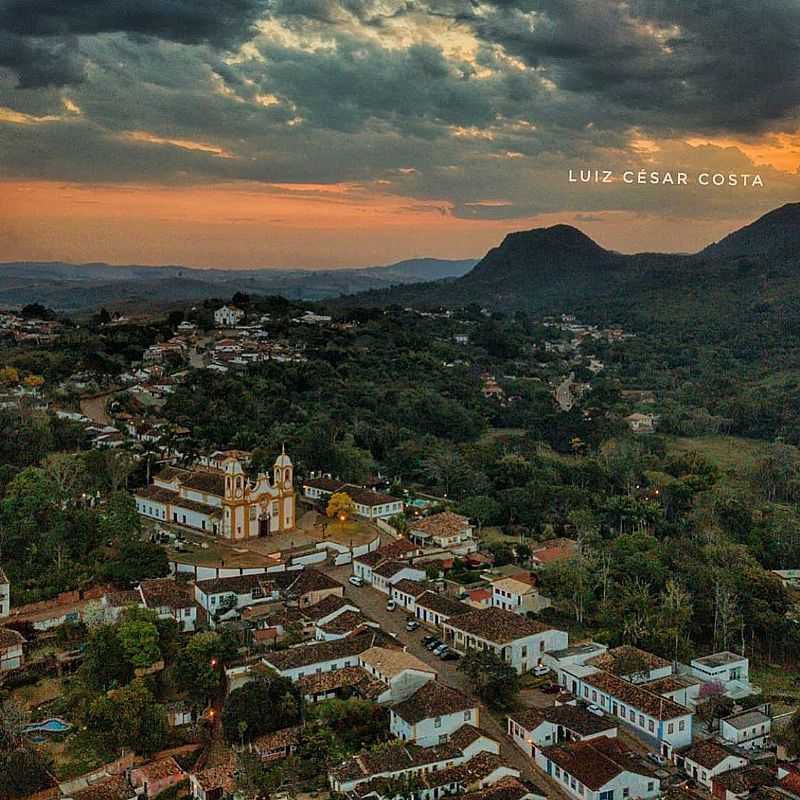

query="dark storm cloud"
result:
[1,0,800,226]
[450,0,800,134]
[0,0,271,87]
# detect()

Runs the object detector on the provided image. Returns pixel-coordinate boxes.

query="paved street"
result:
[326,562,573,797]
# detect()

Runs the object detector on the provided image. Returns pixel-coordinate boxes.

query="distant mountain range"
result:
[334,203,800,320]
[0,257,477,312]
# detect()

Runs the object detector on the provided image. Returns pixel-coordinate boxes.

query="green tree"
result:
[174,631,233,707]
[458,649,519,710]
[105,541,170,585]
[100,491,141,544]
[118,618,161,669]
[221,676,301,743]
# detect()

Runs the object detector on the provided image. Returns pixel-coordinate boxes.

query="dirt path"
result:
[79,391,116,425]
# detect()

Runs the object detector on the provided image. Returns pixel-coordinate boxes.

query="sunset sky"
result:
[2,0,800,268]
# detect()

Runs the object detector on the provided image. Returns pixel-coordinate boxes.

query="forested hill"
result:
[332,203,800,319]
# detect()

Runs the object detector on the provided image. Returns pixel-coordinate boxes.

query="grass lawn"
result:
[665,435,769,479]
[751,663,800,701]
[12,676,64,710]
[479,526,519,546]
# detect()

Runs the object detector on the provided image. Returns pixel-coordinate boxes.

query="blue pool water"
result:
[24,718,72,734]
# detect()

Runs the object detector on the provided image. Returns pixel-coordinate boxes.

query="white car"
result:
[647,753,668,766]
[386,599,397,611]
[587,704,604,717]
[349,575,364,587]
[533,665,550,676]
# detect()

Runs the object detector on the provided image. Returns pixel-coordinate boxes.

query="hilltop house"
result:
[135,448,295,540]
[214,305,245,327]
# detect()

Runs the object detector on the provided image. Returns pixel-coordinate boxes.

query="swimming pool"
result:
[24,718,72,735]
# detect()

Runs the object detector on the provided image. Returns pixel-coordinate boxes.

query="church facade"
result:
[135,449,295,540]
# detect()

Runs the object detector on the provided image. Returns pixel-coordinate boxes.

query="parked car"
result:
[406,619,420,631]
[426,639,443,651]
[647,753,668,767]
[349,575,364,587]
[533,665,550,676]
[441,651,461,661]
[422,635,437,646]
[386,599,397,611]
[587,704,604,717]
[540,682,561,694]
[434,646,449,657]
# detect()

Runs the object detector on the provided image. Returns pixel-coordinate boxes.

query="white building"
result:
[719,708,771,750]
[691,652,754,698]
[535,737,660,800]
[0,567,9,618]
[302,476,404,520]
[408,512,475,551]
[676,740,747,789]
[441,606,568,674]
[389,681,479,746]
[0,627,24,671]
[508,705,618,755]
[214,305,245,327]
[138,579,198,633]
[490,573,551,616]
[371,561,427,594]
[193,573,278,617]
[415,591,471,628]
[261,630,384,682]
[358,646,436,703]
[566,668,693,753]
[390,579,428,613]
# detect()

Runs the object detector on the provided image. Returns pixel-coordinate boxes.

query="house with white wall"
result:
[358,646,436,703]
[719,708,771,750]
[441,607,568,674]
[214,305,245,327]
[371,561,426,594]
[261,629,386,682]
[490,573,551,616]
[691,652,754,698]
[390,579,428,613]
[390,681,479,746]
[329,732,502,797]
[0,626,24,672]
[408,512,475,550]
[676,740,747,789]
[415,591,471,628]
[508,705,618,756]
[587,645,673,684]
[302,476,404,520]
[193,572,279,617]
[535,737,660,800]
[572,669,693,754]
[138,578,198,632]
